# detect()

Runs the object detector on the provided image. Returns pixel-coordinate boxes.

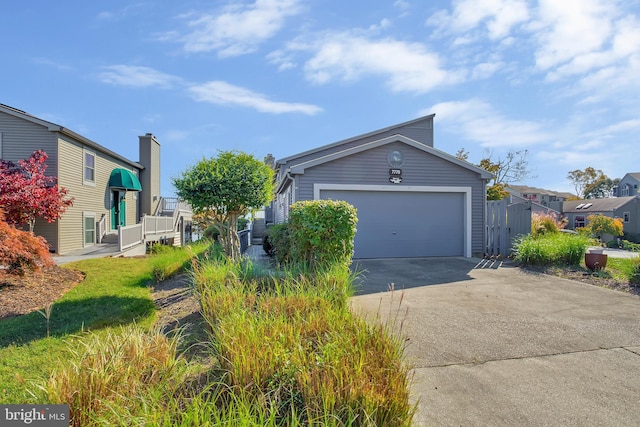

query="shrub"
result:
[264,223,291,263]
[513,232,592,266]
[531,212,565,237]
[0,211,53,275]
[288,200,358,268]
[585,214,623,241]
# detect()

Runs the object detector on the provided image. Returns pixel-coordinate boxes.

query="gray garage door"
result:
[320,190,465,258]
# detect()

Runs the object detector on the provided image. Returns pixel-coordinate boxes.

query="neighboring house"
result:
[561,196,640,239]
[274,115,493,258]
[612,173,640,197]
[507,185,574,207]
[0,103,189,255]
[508,193,561,216]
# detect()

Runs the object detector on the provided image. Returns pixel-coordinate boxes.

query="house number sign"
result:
[387,150,404,184]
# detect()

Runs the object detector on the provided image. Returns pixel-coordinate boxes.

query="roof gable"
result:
[278,114,435,166]
[289,134,493,179]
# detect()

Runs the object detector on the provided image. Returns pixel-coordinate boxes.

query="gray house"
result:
[562,196,640,239]
[274,115,492,258]
[613,173,640,197]
[0,103,184,255]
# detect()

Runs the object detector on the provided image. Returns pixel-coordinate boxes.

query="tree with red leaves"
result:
[0,150,74,232]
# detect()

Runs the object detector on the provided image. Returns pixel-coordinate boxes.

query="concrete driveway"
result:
[351,257,640,426]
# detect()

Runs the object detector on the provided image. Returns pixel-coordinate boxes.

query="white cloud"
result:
[169,0,303,57]
[98,65,181,88]
[188,81,322,115]
[285,32,460,93]
[532,0,616,72]
[427,0,530,40]
[427,98,550,147]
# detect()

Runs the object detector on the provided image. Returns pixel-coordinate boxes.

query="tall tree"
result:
[584,176,618,199]
[0,150,74,232]
[567,167,607,199]
[173,151,274,261]
[478,149,533,200]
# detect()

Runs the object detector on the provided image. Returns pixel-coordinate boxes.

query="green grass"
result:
[2,244,414,426]
[513,232,593,266]
[0,242,211,404]
[195,259,414,426]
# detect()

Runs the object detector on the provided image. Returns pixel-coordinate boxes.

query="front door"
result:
[111,190,127,229]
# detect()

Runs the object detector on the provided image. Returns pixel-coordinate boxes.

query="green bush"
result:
[622,240,640,252]
[288,200,358,268]
[513,232,592,266]
[264,223,291,263]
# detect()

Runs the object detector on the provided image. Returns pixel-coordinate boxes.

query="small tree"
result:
[585,214,623,243]
[0,210,54,275]
[472,149,533,201]
[173,151,274,261]
[0,150,74,232]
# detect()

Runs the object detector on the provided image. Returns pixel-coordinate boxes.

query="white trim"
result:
[83,149,96,187]
[291,135,492,179]
[0,132,3,158]
[314,183,473,257]
[83,211,97,247]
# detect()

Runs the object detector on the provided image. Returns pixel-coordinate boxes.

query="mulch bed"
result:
[0,266,85,319]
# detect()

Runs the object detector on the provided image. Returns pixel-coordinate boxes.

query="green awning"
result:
[108,168,142,191]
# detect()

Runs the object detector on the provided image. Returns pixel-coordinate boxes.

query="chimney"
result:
[139,133,161,216]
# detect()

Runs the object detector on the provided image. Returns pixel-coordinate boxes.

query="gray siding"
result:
[0,111,58,176]
[277,116,433,183]
[0,111,60,249]
[138,134,161,216]
[294,141,486,255]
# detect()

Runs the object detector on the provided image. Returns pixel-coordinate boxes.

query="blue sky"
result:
[2,0,639,196]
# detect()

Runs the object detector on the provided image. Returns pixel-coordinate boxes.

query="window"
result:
[84,212,96,246]
[622,187,630,196]
[574,215,585,228]
[624,212,630,223]
[84,150,95,185]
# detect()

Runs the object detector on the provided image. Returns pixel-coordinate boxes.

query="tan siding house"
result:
[0,103,161,255]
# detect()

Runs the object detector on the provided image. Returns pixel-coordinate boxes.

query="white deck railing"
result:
[119,198,193,252]
[118,223,144,251]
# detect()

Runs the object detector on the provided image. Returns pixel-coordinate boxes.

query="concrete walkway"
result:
[351,257,640,426]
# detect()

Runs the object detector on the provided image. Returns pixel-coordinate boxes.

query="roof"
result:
[287,134,493,179]
[562,196,638,213]
[623,172,640,181]
[508,184,575,198]
[277,114,435,165]
[0,103,143,170]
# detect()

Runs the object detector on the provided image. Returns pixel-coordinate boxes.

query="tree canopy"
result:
[567,167,609,199]
[173,151,274,260]
[457,148,533,201]
[0,150,74,232]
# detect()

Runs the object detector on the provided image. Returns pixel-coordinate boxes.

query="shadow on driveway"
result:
[352,256,515,295]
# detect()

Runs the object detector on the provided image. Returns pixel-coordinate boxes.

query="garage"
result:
[320,188,466,258]
[273,115,491,258]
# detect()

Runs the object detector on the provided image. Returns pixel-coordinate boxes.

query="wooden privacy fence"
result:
[486,199,532,257]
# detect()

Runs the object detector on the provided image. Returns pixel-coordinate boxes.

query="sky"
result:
[2,0,640,196]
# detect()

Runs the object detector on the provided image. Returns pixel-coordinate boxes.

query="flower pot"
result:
[588,248,604,254]
[585,253,607,271]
